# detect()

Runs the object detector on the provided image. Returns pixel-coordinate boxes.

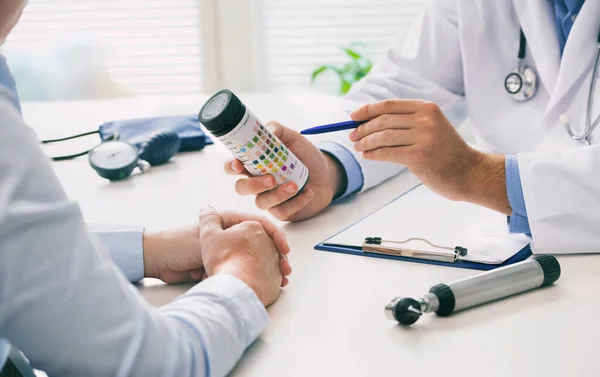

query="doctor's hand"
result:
[349,100,512,214]
[142,208,292,286]
[198,207,285,307]
[224,121,346,221]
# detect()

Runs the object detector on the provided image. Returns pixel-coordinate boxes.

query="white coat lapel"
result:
[512,0,561,98]
[547,0,600,111]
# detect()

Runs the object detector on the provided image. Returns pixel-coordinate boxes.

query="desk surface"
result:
[25,93,600,377]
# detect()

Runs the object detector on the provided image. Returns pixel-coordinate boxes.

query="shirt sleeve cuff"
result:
[87,223,144,283]
[316,141,364,201]
[186,275,269,347]
[505,155,531,234]
[507,211,531,234]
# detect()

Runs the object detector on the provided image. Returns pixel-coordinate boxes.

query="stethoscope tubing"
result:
[562,45,600,145]
[510,27,600,145]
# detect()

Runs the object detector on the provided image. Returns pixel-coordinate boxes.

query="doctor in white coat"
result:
[226,0,600,254]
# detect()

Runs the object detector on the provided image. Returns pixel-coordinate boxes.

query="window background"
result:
[2,0,203,100]
[1,0,425,101]
[255,0,424,93]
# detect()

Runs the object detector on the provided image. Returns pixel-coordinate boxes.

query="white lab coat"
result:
[328,0,600,254]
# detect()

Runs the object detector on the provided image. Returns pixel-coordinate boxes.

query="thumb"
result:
[265,121,300,145]
[198,206,224,238]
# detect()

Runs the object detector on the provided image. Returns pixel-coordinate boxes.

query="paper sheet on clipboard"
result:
[323,185,530,264]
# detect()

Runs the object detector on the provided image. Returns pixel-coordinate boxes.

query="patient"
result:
[0,1,290,376]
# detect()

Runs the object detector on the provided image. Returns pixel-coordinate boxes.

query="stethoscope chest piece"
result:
[505,64,538,102]
[505,28,538,102]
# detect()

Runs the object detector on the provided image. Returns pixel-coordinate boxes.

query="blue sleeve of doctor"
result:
[505,155,531,234]
[316,141,364,200]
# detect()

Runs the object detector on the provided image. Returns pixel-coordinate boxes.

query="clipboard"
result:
[316,185,532,271]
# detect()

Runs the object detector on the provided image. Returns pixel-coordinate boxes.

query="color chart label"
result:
[218,109,309,188]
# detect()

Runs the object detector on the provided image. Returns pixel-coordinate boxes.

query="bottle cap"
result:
[199,89,247,137]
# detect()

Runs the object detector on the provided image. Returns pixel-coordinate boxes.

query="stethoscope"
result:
[505,28,600,145]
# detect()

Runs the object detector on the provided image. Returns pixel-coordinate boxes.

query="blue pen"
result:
[300,120,367,135]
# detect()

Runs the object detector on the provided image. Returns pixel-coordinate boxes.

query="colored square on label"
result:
[246,143,254,148]
[264,159,270,165]
[261,169,267,173]
[261,145,267,151]
[274,147,279,153]
[240,148,246,153]
[253,126,258,132]
[253,136,259,143]
[278,151,283,157]
[274,157,279,163]
[260,155,265,160]
[268,163,274,168]
[282,155,288,161]
[272,168,278,173]
[266,139,271,145]
[269,153,275,159]
[255,150,262,157]
[257,164,263,169]
[290,163,295,169]
[258,131,263,137]
[265,149,271,155]
[278,161,283,167]
[252,160,259,165]
[282,165,287,171]
[270,143,275,148]
[285,151,289,156]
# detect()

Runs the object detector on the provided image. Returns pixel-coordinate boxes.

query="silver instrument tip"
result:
[384,297,402,320]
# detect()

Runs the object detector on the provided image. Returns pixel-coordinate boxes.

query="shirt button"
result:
[571,13,578,22]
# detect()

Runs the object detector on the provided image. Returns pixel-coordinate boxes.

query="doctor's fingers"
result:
[268,189,314,222]
[235,175,277,195]
[349,113,416,142]
[350,99,423,122]
[353,128,415,152]
[362,146,413,164]
[224,158,252,177]
[254,181,302,210]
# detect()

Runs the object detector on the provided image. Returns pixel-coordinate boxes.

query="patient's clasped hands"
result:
[143,208,291,306]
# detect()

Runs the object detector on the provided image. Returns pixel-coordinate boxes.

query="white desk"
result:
[25,93,600,377]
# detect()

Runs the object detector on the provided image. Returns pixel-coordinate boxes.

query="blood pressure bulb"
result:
[199,89,309,190]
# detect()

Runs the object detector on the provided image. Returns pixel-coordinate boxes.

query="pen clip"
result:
[363,237,467,263]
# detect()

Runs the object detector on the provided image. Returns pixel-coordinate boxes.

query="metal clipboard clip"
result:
[362,237,468,263]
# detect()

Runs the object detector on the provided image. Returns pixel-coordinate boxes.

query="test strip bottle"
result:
[199,89,309,190]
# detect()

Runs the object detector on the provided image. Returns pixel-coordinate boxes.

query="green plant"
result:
[311,42,373,95]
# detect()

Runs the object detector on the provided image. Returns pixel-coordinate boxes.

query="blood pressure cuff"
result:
[99,114,213,151]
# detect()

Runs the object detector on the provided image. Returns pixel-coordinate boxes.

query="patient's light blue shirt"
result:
[0,54,267,377]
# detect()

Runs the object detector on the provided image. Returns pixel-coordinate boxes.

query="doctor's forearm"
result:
[463,153,512,216]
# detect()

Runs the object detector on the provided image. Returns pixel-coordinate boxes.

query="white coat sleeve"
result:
[518,146,600,253]
[324,0,468,192]
[0,89,268,377]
